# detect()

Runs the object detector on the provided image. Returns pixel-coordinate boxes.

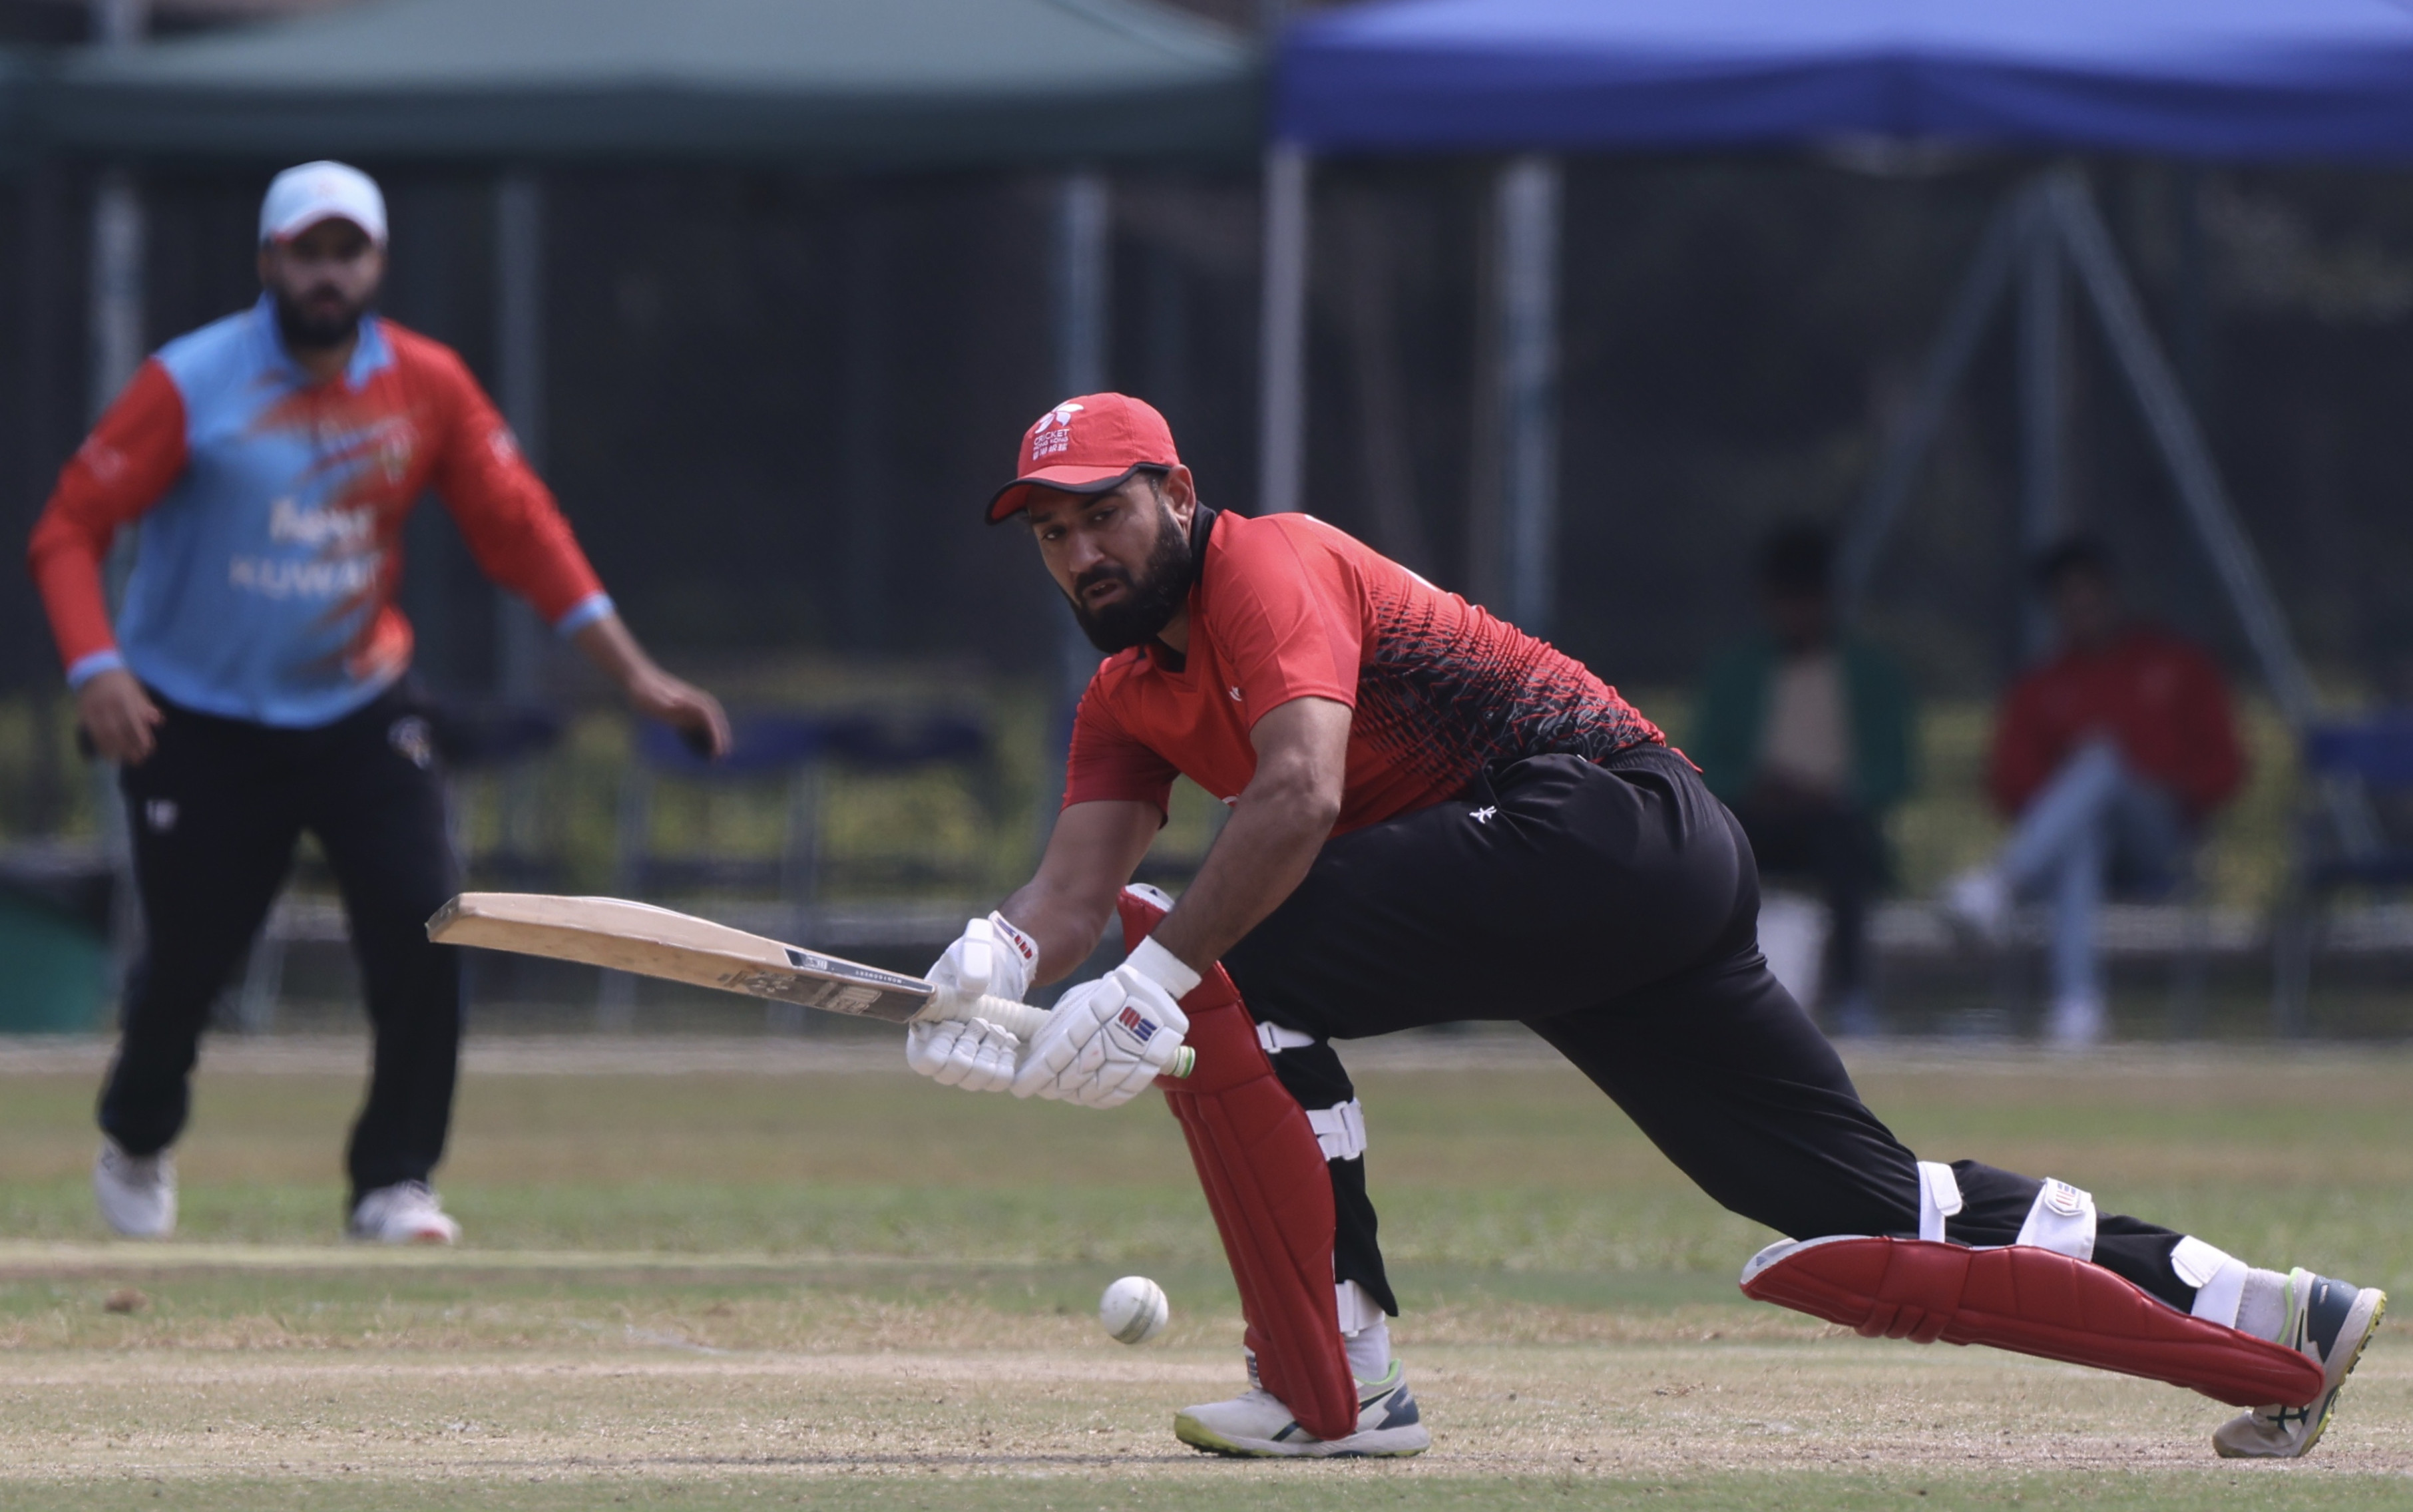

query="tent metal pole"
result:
[2046,172,2312,723]
[1837,191,2025,614]
[2045,172,2378,854]
[493,167,555,939]
[1466,181,1504,608]
[1055,170,1110,398]
[2017,179,2066,661]
[2172,165,2210,405]
[87,174,144,425]
[1258,141,1311,514]
[1142,240,1190,425]
[1496,155,1561,636]
[1040,169,1113,849]
[87,0,150,1016]
[88,0,152,427]
[495,168,547,703]
[19,160,67,833]
[1333,188,1432,574]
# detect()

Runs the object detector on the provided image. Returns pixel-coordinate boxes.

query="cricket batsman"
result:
[906,393,2382,1460]
[27,162,729,1244]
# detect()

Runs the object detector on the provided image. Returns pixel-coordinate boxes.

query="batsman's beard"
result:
[1066,503,1194,654]
[273,284,373,353]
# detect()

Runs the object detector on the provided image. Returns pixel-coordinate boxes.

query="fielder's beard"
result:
[272,284,373,353]
[1066,504,1194,654]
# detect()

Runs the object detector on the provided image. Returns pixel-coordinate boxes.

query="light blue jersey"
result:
[33,297,609,727]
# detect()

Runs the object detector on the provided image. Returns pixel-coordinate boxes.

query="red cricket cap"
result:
[985,393,1182,523]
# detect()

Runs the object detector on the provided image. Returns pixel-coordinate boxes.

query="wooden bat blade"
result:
[426,892,937,1024]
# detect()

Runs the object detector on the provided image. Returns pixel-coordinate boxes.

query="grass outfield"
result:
[0,1034,2406,1509]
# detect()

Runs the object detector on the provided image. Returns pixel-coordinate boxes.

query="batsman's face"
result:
[1026,469,1196,612]
[258,218,385,351]
[1026,469,1199,654]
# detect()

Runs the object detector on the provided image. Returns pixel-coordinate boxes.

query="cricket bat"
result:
[425,892,1196,1077]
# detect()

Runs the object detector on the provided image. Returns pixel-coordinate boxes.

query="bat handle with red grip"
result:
[961,994,1197,1079]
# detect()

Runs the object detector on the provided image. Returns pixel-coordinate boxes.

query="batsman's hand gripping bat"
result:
[425,892,1197,1079]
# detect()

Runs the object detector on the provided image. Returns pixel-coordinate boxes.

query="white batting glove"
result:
[906,912,1039,1094]
[905,1015,1022,1093]
[1009,936,1198,1109]
[923,912,1037,1016]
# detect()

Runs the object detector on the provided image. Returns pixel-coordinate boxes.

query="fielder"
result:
[27,162,728,1244]
[906,393,2382,1460]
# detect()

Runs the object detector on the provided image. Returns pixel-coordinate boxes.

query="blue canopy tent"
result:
[1259,1,2413,792]
[1281,0,2413,158]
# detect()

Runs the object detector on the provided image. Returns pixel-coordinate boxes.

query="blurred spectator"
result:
[1693,524,1914,1034]
[1944,537,2245,1046]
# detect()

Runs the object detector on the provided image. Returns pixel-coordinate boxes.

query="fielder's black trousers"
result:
[1223,747,2199,1316]
[101,685,462,1207]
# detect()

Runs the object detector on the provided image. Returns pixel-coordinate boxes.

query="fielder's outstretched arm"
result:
[568,612,732,759]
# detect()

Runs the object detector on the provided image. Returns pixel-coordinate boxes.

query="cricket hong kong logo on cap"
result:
[1029,401,1084,462]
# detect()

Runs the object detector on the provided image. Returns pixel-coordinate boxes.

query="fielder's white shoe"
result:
[1174,1358,1430,1458]
[93,1139,176,1238]
[2213,1269,2386,1459]
[1942,868,2012,946]
[2046,990,2107,1048]
[347,1181,461,1244]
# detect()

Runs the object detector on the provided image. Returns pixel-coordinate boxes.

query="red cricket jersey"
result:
[1065,510,1664,833]
[1988,625,2245,820]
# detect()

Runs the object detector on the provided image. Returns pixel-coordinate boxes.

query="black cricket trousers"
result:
[101,685,462,1207]
[1221,746,2201,1318]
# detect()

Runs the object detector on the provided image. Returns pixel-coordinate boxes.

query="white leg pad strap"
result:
[1916,1161,1963,1242]
[2014,1179,2097,1261]
[1256,1022,1317,1055]
[1335,1279,1381,1335]
[1306,1099,1368,1162]
[2171,1236,2249,1328]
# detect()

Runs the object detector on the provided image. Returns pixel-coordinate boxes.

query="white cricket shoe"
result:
[2046,990,2107,1048]
[2213,1269,2385,1459]
[347,1181,461,1244]
[93,1139,176,1238]
[1942,868,2011,946]
[1174,1358,1430,1458]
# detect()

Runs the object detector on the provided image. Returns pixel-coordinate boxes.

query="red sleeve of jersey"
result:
[1063,669,1180,817]
[1206,520,1363,725]
[411,335,606,625]
[2169,643,2246,816]
[25,359,189,675]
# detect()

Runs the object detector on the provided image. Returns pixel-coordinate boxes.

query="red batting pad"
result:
[1742,1235,2322,1409]
[1120,890,1360,1443]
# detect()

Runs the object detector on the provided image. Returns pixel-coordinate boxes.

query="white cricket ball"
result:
[1098,1275,1170,1346]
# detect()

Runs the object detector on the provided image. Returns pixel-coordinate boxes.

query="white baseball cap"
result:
[259,160,387,246]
